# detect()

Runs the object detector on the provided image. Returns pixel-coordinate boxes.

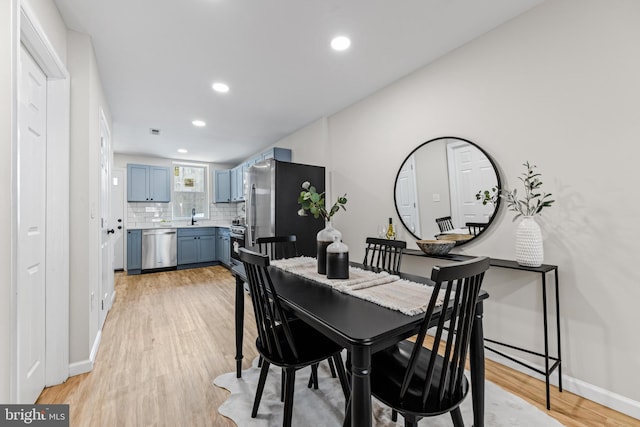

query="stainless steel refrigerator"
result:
[245,159,325,257]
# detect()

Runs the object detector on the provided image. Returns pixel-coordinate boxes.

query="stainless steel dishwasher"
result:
[142,228,177,270]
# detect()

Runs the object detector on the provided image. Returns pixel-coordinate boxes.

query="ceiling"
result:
[53,0,543,164]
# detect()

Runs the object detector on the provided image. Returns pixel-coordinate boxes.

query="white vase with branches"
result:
[477,162,555,267]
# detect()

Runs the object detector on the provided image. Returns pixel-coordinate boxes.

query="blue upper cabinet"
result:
[215,169,231,203]
[127,164,171,202]
[261,147,291,162]
[215,147,292,203]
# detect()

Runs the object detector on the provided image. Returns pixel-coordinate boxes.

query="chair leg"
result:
[404,414,418,427]
[332,353,350,401]
[252,361,270,418]
[283,368,296,427]
[391,409,398,422]
[450,407,464,427]
[307,363,319,389]
[257,355,263,367]
[342,394,351,427]
[328,356,337,378]
[281,369,285,402]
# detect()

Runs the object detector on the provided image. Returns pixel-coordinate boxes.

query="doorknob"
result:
[107,229,115,234]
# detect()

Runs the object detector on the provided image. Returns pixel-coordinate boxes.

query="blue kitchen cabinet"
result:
[127,164,171,202]
[126,229,142,275]
[230,164,244,202]
[261,147,291,162]
[215,169,231,203]
[216,228,230,266]
[177,227,216,267]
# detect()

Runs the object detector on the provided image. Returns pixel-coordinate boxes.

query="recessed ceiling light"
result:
[212,82,230,93]
[331,36,351,51]
[177,148,188,154]
[192,120,206,127]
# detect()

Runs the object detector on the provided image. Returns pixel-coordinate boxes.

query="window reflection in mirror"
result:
[394,137,501,244]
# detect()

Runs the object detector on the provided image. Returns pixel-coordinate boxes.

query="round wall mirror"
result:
[394,136,501,245]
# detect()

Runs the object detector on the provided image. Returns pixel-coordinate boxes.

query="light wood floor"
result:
[37,266,638,426]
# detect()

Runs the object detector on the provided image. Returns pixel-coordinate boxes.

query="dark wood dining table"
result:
[231,262,489,427]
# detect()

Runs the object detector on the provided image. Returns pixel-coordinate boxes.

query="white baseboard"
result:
[485,349,640,420]
[68,359,93,377]
[68,330,102,377]
[90,330,102,364]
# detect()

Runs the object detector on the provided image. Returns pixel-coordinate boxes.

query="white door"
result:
[447,141,498,226]
[99,111,113,329]
[17,44,47,403]
[395,155,421,236]
[111,168,125,270]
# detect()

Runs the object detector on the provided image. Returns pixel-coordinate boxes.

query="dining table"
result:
[231,260,489,427]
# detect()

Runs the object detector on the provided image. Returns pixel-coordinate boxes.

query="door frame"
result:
[11,2,70,401]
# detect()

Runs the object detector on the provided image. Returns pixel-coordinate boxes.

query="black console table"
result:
[405,249,562,410]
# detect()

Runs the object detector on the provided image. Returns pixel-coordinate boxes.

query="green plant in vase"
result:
[476,161,555,267]
[476,161,554,221]
[297,181,347,274]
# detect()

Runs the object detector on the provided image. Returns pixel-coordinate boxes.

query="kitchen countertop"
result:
[128,221,233,230]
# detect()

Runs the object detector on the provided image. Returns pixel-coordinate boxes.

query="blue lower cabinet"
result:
[127,229,142,275]
[177,236,200,265]
[216,228,231,266]
[177,228,216,267]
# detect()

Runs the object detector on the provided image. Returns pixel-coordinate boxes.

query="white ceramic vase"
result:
[515,216,543,267]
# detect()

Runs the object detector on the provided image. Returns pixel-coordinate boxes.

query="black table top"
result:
[232,262,489,352]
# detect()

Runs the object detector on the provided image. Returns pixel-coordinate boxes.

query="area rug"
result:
[214,357,564,426]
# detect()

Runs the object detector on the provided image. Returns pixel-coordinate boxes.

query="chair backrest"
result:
[239,247,300,360]
[362,237,407,274]
[435,216,454,232]
[465,222,486,236]
[256,235,298,260]
[399,256,490,407]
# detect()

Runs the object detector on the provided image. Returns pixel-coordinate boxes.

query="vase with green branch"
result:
[476,161,555,267]
[297,181,347,274]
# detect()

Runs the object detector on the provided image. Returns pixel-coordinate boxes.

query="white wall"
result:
[66,30,112,373]
[279,0,640,416]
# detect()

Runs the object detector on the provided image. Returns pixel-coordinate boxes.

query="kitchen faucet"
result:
[191,208,197,226]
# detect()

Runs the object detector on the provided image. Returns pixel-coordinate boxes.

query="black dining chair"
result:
[344,256,490,427]
[239,248,350,427]
[255,235,338,386]
[465,222,487,237]
[362,237,406,274]
[435,216,455,233]
[256,235,298,260]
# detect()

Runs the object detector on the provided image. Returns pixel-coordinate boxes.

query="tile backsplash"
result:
[126,202,244,228]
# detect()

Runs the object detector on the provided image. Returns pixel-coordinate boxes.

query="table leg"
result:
[470,300,485,427]
[235,275,245,378]
[350,345,372,427]
[555,269,563,392]
[542,274,551,409]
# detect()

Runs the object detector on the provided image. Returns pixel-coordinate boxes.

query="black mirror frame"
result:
[393,136,502,245]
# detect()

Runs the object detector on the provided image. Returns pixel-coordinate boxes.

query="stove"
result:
[229,225,246,265]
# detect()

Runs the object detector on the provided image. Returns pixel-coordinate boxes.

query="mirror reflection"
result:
[394,137,501,244]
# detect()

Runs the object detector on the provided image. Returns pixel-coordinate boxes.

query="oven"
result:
[229,225,246,265]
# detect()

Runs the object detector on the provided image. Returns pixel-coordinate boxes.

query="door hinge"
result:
[101,300,104,310]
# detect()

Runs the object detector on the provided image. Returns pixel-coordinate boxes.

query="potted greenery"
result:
[297,181,347,274]
[476,162,554,267]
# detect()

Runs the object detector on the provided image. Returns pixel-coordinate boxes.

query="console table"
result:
[405,249,562,410]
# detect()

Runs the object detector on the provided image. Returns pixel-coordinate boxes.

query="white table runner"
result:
[270,257,448,316]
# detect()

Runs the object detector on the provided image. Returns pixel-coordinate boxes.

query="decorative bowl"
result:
[436,233,474,245]
[416,239,456,256]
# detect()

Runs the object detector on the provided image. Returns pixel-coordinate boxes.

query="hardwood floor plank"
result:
[37,266,638,426]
